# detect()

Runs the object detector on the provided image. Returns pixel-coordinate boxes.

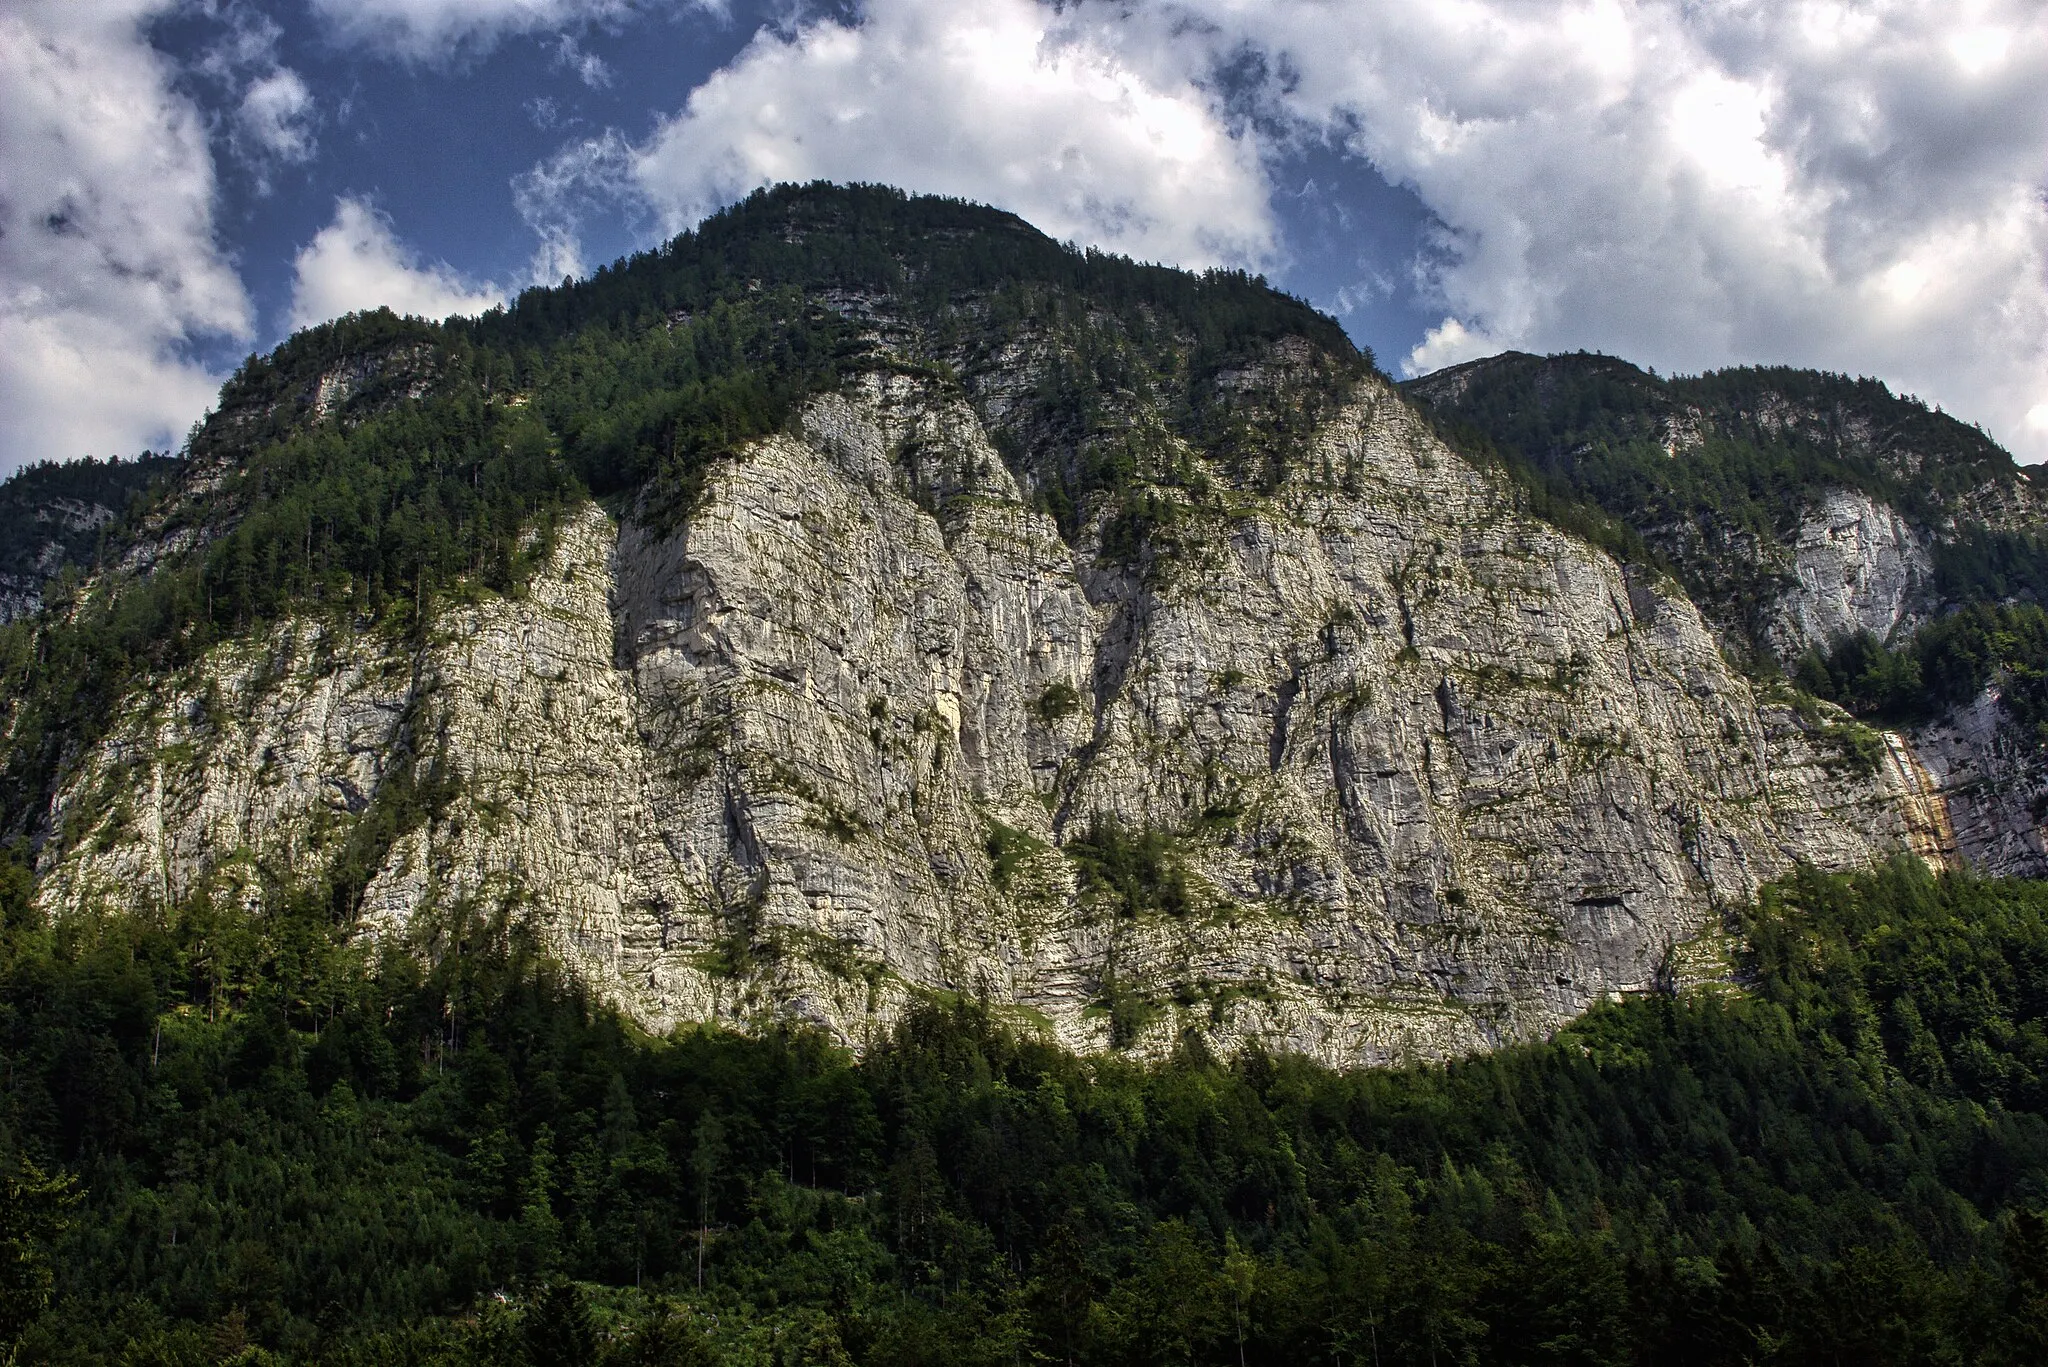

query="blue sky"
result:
[147,2,784,352]
[4,1,2045,472]
[148,0,1442,375]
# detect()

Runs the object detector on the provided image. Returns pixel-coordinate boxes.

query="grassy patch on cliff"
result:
[1065,818,1199,921]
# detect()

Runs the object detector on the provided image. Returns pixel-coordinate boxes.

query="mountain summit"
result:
[5,183,2045,1064]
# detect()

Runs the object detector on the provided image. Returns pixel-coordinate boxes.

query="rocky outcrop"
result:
[0,455,180,624]
[0,496,118,623]
[37,369,2028,1067]
[1904,690,2048,876]
[1763,487,1933,656]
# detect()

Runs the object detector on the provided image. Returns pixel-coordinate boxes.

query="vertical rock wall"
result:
[32,374,2042,1064]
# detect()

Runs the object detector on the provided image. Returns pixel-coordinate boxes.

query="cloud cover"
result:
[0,0,252,466]
[523,0,1277,273]
[289,199,504,330]
[236,68,318,167]
[1163,0,2048,456]
[307,0,657,60]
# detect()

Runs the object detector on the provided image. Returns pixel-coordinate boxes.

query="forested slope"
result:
[5,855,2048,1363]
[1405,351,2048,663]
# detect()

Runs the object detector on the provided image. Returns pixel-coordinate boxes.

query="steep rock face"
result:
[37,370,2006,1065]
[34,624,409,915]
[0,455,179,623]
[1905,691,2048,876]
[1763,487,1933,656]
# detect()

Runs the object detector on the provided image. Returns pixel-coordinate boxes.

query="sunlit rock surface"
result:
[32,373,2045,1064]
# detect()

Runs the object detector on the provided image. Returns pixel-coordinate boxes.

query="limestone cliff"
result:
[12,187,2047,1067]
[30,368,2003,1065]
[1762,487,1933,657]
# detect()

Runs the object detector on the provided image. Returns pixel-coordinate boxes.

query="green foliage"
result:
[521,1282,597,1366]
[1746,861,2048,1112]
[0,332,578,841]
[1414,354,2015,535]
[1783,692,1889,776]
[1409,405,1660,574]
[1793,629,1927,718]
[1064,820,1195,920]
[983,819,1049,894]
[522,292,863,524]
[1406,352,2038,655]
[472,182,1360,381]
[1934,526,2048,606]
[0,1159,76,1363]
[4,861,2048,1360]
[485,181,1370,547]
[217,312,447,420]
[1796,603,2048,750]
[1031,681,1082,727]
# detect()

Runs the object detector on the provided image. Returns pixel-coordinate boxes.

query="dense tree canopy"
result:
[3,853,2048,1364]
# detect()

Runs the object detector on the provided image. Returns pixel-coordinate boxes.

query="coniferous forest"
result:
[6,184,2048,1364]
[6,853,2048,1364]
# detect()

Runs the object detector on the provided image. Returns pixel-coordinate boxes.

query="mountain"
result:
[5,184,2046,1069]
[10,183,2048,1365]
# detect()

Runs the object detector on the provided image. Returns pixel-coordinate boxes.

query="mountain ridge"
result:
[1403,349,2046,663]
[5,183,2047,1068]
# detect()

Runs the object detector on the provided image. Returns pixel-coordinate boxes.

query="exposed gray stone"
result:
[1763,487,1934,656]
[32,373,2047,1066]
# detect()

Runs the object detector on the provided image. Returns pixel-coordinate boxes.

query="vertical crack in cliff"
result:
[1270,669,1301,772]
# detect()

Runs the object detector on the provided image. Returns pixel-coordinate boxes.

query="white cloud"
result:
[0,0,252,471]
[526,94,562,130]
[515,130,641,284]
[187,4,314,186]
[1154,0,2048,460]
[194,2,285,84]
[308,0,637,60]
[530,0,1276,273]
[553,34,614,88]
[1404,318,1501,377]
[236,68,317,165]
[288,198,504,330]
